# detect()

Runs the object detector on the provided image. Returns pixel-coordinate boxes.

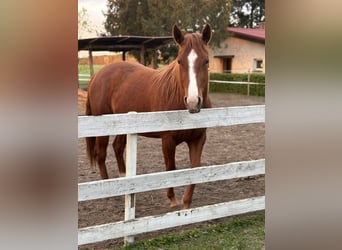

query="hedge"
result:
[209,72,265,97]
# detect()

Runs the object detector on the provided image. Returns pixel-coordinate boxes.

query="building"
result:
[209,25,265,74]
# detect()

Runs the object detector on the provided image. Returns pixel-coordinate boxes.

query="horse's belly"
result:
[139,132,162,138]
[139,128,206,142]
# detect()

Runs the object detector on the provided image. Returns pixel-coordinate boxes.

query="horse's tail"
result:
[85,92,96,167]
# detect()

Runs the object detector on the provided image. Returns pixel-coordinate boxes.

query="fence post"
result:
[247,69,251,96]
[88,50,94,76]
[124,112,138,244]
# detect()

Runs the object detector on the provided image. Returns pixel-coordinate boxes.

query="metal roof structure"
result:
[78,35,174,75]
[78,35,173,52]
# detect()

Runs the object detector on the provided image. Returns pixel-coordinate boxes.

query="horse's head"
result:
[173,24,212,113]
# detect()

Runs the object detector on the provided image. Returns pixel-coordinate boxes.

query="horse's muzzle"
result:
[184,96,202,113]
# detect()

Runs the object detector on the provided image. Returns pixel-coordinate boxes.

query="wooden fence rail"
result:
[79,196,265,245]
[78,74,265,95]
[79,159,265,202]
[78,74,265,85]
[209,79,264,85]
[78,105,265,138]
[78,105,265,246]
[209,80,265,96]
[78,73,91,81]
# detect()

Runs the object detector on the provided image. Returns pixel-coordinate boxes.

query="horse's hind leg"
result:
[113,135,126,177]
[182,132,207,209]
[95,136,110,179]
[162,137,179,207]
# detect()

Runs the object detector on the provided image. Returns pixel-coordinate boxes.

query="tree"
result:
[104,0,149,36]
[78,7,96,39]
[104,0,232,63]
[230,0,265,28]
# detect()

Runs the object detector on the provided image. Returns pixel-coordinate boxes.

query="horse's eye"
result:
[177,60,181,64]
[205,59,209,65]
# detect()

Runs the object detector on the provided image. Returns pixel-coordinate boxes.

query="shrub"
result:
[209,72,265,96]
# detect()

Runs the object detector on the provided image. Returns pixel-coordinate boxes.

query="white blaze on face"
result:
[187,49,198,104]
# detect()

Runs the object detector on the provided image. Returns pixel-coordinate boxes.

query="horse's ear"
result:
[202,23,212,44]
[172,24,184,45]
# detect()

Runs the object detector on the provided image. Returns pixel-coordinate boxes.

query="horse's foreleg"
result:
[113,135,127,177]
[162,137,179,207]
[182,132,207,209]
[95,136,109,179]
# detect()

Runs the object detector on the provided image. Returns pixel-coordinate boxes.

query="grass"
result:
[120,214,265,250]
[78,64,104,74]
[78,64,105,89]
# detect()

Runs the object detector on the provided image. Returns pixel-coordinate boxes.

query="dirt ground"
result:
[78,89,265,249]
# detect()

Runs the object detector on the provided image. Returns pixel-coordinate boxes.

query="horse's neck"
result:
[156,61,184,107]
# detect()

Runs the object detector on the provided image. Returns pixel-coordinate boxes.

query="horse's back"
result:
[87,61,156,115]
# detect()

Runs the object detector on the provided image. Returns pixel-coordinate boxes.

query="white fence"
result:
[78,74,264,85]
[78,73,91,81]
[209,80,265,96]
[78,74,265,95]
[78,105,265,246]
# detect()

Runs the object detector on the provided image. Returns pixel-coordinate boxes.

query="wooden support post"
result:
[151,50,157,69]
[89,50,94,76]
[140,46,145,65]
[124,112,138,245]
[247,69,251,96]
[122,51,126,61]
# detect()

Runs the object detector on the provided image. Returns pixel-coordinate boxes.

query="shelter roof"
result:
[78,35,174,52]
[227,27,265,42]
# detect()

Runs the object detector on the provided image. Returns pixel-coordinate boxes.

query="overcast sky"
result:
[78,0,110,56]
[78,0,107,36]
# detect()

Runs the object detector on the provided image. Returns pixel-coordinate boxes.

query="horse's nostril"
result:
[184,96,203,111]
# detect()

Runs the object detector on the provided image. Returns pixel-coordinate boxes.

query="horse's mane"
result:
[152,60,184,106]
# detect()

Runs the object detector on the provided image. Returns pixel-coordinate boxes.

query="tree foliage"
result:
[104,0,231,63]
[230,0,265,28]
[78,7,95,39]
[78,7,104,38]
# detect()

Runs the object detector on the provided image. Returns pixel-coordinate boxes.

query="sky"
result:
[78,0,108,37]
[78,0,111,56]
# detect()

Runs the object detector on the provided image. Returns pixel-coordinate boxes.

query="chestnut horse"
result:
[86,24,212,209]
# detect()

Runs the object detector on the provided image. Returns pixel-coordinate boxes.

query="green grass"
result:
[120,214,265,250]
[78,64,104,74]
[78,64,105,89]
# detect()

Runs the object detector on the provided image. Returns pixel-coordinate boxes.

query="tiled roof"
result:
[227,27,265,41]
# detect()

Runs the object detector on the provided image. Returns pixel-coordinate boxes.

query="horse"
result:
[86,24,212,209]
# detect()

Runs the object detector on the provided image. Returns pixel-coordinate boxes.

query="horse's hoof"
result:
[118,172,126,178]
[181,204,190,210]
[169,198,179,208]
[181,197,191,210]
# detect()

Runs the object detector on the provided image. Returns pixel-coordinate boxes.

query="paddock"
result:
[78,91,265,249]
